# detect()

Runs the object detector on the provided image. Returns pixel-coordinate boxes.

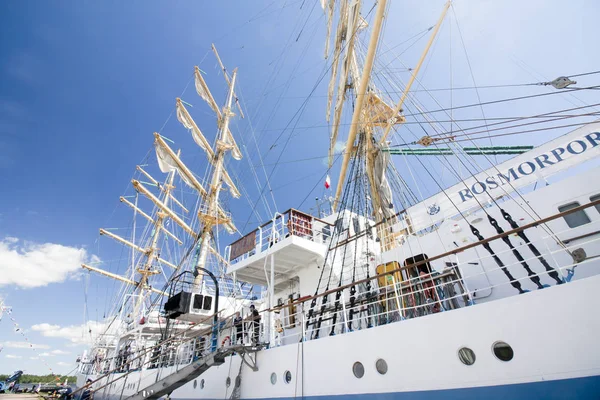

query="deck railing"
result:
[226,209,334,264]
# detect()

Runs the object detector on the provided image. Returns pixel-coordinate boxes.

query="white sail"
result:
[176,99,214,157]
[194,67,219,114]
[403,123,600,232]
[329,0,361,167]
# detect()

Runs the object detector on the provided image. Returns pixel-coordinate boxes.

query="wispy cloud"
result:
[5,354,22,359]
[57,361,70,367]
[2,341,50,350]
[0,237,98,288]
[51,349,70,355]
[32,321,109,346]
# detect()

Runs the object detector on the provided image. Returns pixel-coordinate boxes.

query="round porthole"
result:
[353,361,365,378]
[270,372,277,385]
[284,370,292,384]
[375,359,388,375]
[193,380,197,389]
[200,379,205,389]
[493,341,514,362]
[226,377,231,387]
[235,376,241,388]
[458,347,476,366]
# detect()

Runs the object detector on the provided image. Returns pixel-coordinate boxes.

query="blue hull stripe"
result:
[175,375,600,400]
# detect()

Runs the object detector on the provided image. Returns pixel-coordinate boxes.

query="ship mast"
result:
[327,0,451,250]
[194,69,238,286]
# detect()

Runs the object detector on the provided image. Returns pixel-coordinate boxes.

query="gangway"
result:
[124,344,261,400]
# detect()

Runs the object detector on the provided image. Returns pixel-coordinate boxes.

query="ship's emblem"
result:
[427,203,441,215]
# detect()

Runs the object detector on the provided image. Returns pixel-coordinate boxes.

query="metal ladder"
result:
[125,344,260,400]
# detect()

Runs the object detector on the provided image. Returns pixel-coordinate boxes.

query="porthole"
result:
[226,377,231,387]
[193,380,197,389]
[284,370,292,384]
[352,361,365,378]
[375,359,388,375]
[270,372,277,385]
[458,347,476,366]
[493,341,514,362]
[235,376,241,388]
[200,379,205,389]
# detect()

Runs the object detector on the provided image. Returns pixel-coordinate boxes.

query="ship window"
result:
[322,225,331,239]
[458,347,476,365]
[404,253,431,277]
[492,341,514,362]
[375,359,388,375]
[558,202,590,228]
[283,370,292,384]
[193,380,197,389]
[192,294,204,310]
[200,379,205,389]
[591,194,600,213]
[353,217,361,235]
[352,361,365,378]
[334,218,344,234]
[270,372,277,385]
[203,295,213,311]
[226,377,231,387]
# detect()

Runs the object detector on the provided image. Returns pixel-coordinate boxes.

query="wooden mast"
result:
[332,0,388,211]
[193,69,238,287]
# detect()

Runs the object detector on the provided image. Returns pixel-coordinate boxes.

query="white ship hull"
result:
[89,272,600,399]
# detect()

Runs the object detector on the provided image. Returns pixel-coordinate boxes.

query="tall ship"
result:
[75,1,600,398]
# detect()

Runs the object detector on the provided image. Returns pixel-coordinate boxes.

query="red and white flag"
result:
[324,174,331,189]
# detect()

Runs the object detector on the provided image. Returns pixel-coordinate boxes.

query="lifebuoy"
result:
[221,336,231,347]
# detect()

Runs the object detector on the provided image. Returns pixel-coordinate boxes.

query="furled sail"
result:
[324,0,335,59]
[194,66,220,114]
[329,0,362,167]
[176,99,213,156]
[193,68,243,161]
[177,100,241,198]
[154,133,237,233]
[326,0,348,123]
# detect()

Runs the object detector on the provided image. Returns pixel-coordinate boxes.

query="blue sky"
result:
[0,0,598,375]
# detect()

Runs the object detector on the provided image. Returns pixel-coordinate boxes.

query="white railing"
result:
[227,209,334,264]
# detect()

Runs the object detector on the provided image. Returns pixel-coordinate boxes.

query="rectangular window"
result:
[590,194,600,214]
[558,202,591,228]
[353,217,361,235]
[334,218,344,234]
[192,294,204,310]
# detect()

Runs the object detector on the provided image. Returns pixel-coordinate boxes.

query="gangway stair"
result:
[125,344,262,400]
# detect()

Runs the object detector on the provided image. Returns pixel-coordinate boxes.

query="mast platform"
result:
[225,209,333,288]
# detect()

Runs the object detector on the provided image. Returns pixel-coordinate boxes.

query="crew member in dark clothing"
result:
[80,379,93,400]
[233,312,243,344]
[249,305,261,344]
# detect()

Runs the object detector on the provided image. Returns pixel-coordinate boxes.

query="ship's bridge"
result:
[225,209,333,289]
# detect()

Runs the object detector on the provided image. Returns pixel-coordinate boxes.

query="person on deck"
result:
[248,305,261,344]
[80,379,93,400]
[233,312,244,344]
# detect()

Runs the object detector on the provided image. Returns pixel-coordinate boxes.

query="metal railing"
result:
[227,209,334,264]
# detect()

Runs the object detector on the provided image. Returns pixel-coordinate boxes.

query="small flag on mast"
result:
[324,175,331,189]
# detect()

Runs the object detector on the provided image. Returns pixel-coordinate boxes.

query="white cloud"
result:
[30,357,39,360]
[56,361,70,367]
[39,352,53,357]
[51,349,70,355]
[2,341,50,350]
[0,237,97,288]
[31,321,109,346]
[5,354,21,359]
